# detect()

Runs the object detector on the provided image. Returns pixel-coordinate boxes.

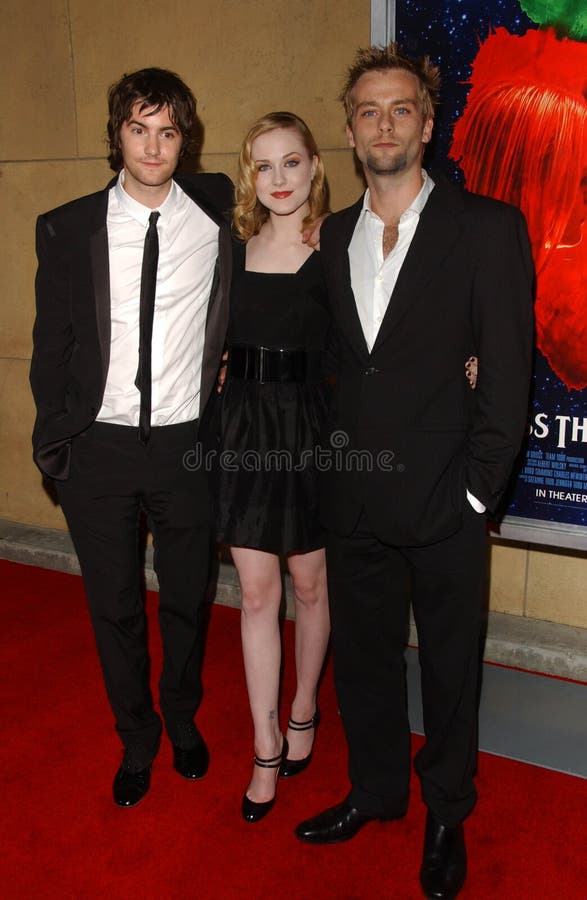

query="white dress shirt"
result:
[348,171,485,513]
[349,171,434,352]
[97,172,219,426]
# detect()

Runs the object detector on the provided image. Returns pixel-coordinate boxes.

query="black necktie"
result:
[135,210,160,444]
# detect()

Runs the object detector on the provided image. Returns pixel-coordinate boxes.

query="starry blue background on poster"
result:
[397,1,587,529]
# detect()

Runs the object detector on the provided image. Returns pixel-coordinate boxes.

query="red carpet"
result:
[1,559,585,899]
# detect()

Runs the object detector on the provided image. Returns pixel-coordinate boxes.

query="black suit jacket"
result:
[320,177,534,546]
[30,173,233,480]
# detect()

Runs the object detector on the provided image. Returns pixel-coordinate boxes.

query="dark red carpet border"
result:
[1,559,585,899]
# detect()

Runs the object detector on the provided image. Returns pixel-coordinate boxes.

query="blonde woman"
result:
[216,112,330,822]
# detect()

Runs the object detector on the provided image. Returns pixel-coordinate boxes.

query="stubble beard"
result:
[365,148,408,176]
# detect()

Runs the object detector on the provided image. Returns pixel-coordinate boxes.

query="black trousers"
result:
[57,420,211,769]
[326,503,487,827]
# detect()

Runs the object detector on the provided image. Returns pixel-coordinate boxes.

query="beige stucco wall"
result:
[1,1,585,627]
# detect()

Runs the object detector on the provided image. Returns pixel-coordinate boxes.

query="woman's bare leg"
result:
[231,546,284,802]
[286,548,330,761]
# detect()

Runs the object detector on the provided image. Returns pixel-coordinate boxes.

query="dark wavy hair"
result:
[107,67,197,171]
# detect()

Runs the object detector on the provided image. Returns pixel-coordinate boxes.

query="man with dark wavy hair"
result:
[30,68,232,807]
[295,43,534,899]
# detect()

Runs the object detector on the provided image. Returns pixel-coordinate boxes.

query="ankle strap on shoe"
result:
[254,735,288,768]
[288,710,320,731]
[254,755,282,768]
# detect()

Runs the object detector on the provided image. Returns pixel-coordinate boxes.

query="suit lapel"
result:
[174,176,232,325]
[329,198,371,361]
[371,179,464,353]
[89,183,114,388]
[200,219,231,402]
[175,175,232,411]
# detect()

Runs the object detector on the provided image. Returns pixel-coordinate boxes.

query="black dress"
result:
[215,243,329,554]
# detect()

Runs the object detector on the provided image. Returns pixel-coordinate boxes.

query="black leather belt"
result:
[228,344,320,383]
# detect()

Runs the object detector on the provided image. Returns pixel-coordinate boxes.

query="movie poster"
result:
[396,1,587,546]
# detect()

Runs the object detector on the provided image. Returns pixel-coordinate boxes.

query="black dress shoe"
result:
[280,709,321,777]
[241,737,288,823]
[295,801,388,844]
[419,811,467,899]
[172,741,210,780]
[113,764,151,807]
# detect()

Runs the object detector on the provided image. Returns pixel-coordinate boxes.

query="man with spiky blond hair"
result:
[295,43,534,900]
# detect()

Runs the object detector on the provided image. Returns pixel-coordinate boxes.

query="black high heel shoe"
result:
[241,736,289,823]
[280,710,321,777]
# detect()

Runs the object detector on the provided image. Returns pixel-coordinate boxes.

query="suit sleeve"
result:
[218,173,235,216]
[202,172,234,218]
[29,215,74,463]
[465,205,535,513]
[318,232,340,382]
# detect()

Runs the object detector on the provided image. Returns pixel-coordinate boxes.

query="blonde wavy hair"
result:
[233,112,328,242]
